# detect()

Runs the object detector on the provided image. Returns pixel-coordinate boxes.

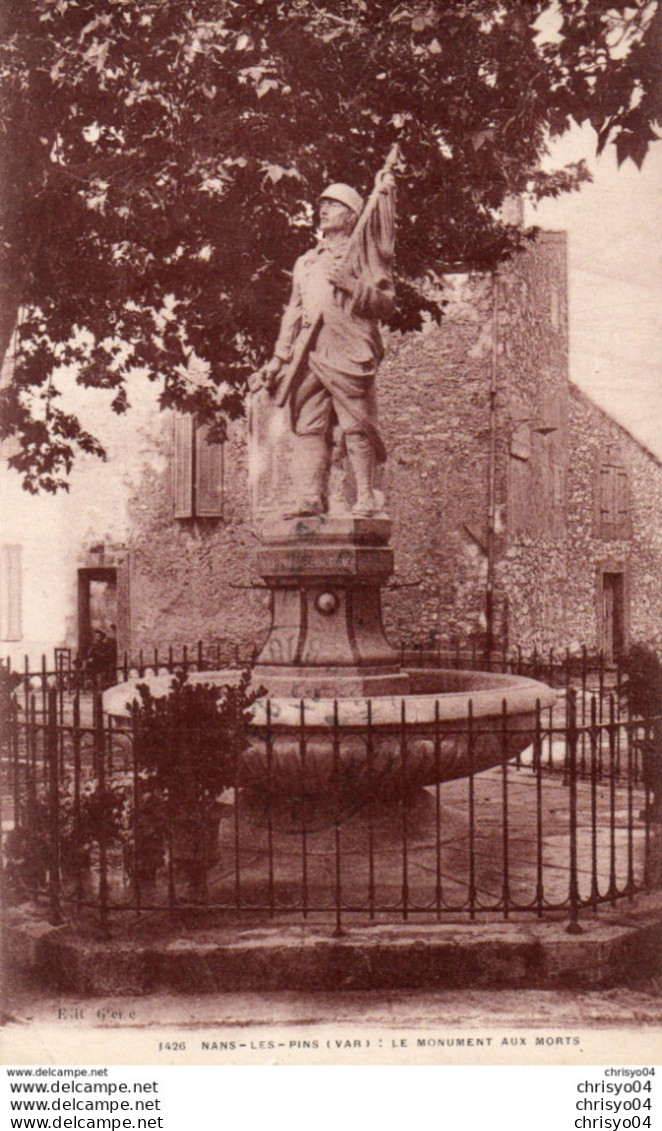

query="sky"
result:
[528,124,662,460]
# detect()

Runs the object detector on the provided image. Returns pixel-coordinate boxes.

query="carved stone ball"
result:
[316,591,338,616]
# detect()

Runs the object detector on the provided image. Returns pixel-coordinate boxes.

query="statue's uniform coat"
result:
[274,235,394,461]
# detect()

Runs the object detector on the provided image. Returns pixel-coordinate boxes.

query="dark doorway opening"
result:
[78,568,117,657]
[602,571,625,659]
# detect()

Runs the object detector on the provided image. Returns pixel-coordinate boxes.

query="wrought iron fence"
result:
[398,641,625,692]
[5,641,259,701]
[0,640,627,727]
[2,678,659,937]
[3,638,626,686]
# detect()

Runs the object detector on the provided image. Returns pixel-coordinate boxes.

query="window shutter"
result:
[0,544,21,640]
[173,414,194,518]
[615,468,629,523]
[597,461,630,538]
[0,339,21,461]
[509,422,531,462]
[508,455,530,533]
[0,433,20,461]
[195,424,224,518]
[599,465,613,525]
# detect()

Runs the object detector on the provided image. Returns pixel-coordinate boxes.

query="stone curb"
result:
[5,894,662,996]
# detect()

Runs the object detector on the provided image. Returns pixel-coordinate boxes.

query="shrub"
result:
[131,670,260,805]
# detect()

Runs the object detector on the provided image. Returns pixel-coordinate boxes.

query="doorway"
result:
[601,571,625,659]
[77,568,117,656]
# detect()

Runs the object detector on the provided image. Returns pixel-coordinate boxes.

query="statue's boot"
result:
[346,431,378,517]
[283,433,328,518]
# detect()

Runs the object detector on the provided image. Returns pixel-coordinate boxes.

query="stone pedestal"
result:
[253,515,409,699]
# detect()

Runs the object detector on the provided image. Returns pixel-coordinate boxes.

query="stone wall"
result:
[381,233,571,651]
[495,232,571,651]
[379,272,495,644]
[125,415,268,657]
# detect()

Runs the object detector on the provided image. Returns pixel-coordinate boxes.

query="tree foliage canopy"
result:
[1,0,660,490]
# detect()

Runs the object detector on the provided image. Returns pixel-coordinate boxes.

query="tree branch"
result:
[310,4,358,30]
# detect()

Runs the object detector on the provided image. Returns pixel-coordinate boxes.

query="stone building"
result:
[564,386,662,655]
[2,231,662,667]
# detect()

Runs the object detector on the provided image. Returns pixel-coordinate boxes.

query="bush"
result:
[131,670,260,804]
[129,671,262,898]
[622,644,662,719]
[4,775,128,894]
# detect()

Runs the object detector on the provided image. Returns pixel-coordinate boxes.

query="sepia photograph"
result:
[1,0,661,1072]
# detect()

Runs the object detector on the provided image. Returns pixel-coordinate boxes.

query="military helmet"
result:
[318,182,364,216]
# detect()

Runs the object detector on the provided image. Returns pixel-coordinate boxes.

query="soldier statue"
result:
[251,152,397,518]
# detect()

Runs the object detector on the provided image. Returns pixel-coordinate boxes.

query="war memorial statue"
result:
[250,150,397,519]
[247,148,408,697]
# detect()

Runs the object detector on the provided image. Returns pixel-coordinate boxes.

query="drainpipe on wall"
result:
[485,270,499,664]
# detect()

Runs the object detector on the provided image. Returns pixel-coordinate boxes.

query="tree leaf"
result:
[257,77,279,98]
[263,163,285,184]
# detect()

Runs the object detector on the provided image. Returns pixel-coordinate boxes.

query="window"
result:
[0,432,20,462]
[0,544,21,641]
[508,442,565,538]
[0,334,20,461]
[597,457,630,539]
[173,415,224,519]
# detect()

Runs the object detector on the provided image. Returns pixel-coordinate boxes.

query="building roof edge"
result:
[570,382,662,469]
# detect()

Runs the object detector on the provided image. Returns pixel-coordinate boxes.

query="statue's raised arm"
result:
[253,146,398,519]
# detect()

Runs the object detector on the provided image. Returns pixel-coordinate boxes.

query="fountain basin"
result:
[104,667,556,797]
[242,668,555,795]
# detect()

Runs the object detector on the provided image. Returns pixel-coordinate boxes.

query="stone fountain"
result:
[214,508,554,798]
